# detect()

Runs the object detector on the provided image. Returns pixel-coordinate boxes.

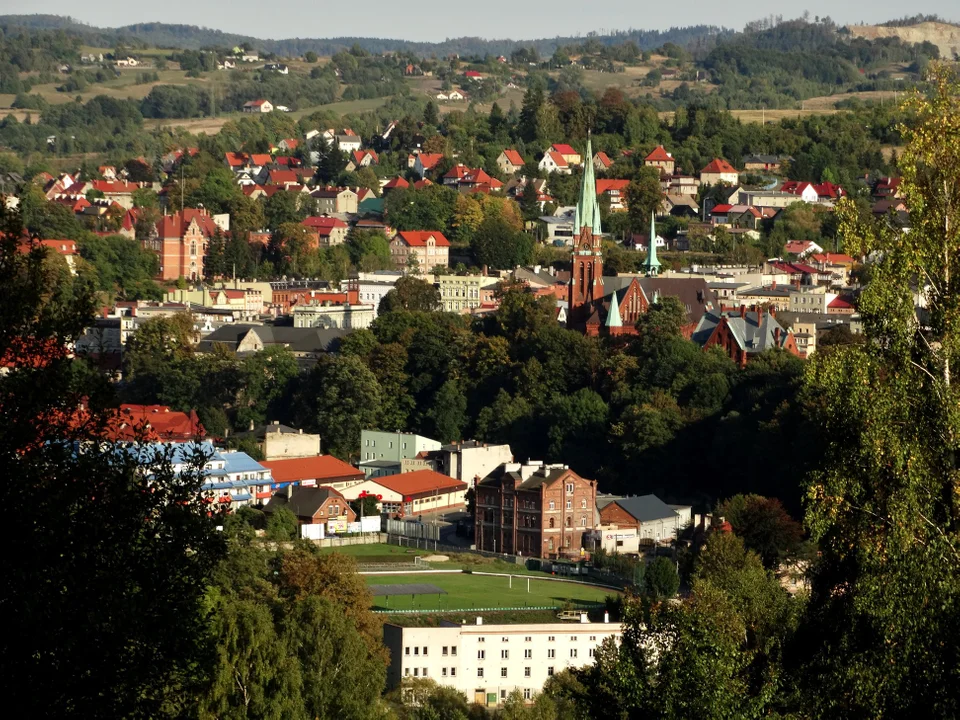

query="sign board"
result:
[360,515,382,533]
[327,518,348,534]
[301,524,324,540]
[347,522,362,534]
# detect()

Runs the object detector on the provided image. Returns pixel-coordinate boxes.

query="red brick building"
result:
[145,208,218,281]
[475,463,598,560]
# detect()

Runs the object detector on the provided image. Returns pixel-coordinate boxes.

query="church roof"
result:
[574,135,602,236]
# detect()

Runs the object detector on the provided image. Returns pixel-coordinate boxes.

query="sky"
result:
[0,1,954,43]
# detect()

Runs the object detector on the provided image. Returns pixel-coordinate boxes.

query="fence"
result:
[386,519,441,541]
[311,532,388,549]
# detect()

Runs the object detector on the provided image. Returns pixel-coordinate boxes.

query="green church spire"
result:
[644,210,661,276]
[605,291,623,329]
[574,134,602,236]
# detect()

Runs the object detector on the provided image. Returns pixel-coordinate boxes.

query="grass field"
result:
[365,572,617,612]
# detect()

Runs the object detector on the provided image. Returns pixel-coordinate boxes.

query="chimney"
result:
[757,305,763,324]
[771,280,776,290]
[775,327,781,345]
[740,305,746,320]
[580,613,589,623]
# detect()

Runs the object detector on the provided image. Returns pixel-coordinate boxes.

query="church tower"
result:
[568,135,604,330]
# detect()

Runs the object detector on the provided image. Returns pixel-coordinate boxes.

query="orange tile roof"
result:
[396,230,450,247]
[416,153,444,170]
[551,143,578,156]
[701,158,737,175]
[595,179,630,194]
[368,469,467,497]
[261,455,364,483]
[645,145,673,162]
[502,149,524,166]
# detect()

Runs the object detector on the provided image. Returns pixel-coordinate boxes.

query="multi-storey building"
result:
[436,274,499,313]
[360,430,442,464]
[384,618,622,708]
[475,462,598,560]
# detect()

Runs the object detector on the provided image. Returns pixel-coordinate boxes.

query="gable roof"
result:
[595,179,630,194]
[692,310,792,353]
[196,325,348,355]
[542,151,569,168]
[266,486,347,517]
[701,158,737,175]
[594,151,612,168]
[608,495,678,523]
[155,209,218,239]
[369,469,467,497]
[396,230,450,247]
[415,153,444,170]
[501,149,524,166]
[644,146,673,162]
[262,455,363,483]
[383,176,410,190]
[225,152,249,167]
[551,143,578,156]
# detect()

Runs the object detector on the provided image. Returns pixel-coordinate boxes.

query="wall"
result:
[446,444,514,486]
[263,430,321,460]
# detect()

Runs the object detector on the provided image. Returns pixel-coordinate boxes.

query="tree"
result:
[472,215,534,270]
[423,100,440,126]
[379,276,441,313]
[265,506,299,541]
[304,51,318,63]
[644,556,680,599]
[0,204,227,717]
[796,66,960,718]
[624,167,663,231]
[716,494,804,569]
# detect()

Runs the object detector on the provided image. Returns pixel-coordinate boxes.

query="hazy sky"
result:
[1,1,954,42]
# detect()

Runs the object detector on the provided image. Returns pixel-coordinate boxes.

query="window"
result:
[548,500,555,510]
[477,668,484,678]
[451,668,456,677]
[524,667,531,678]
[580,515,587,527]
[502,637,509,642]
[524,689,532,700]
[414,647,419,655]
[524,636,532,642]
[548,539,554,551]
[548,636,555,642]
[405,647,410,655]
[423,647,428,656]
[581,499,587,508]
[549,518,555,529]
[422,668,428,677]
[405,668,410,676]
[589,636,596,641]
[442,646,448,656]
[566,482,574,494]
[452,647,458,656]
[501,650,509,659]
[547,667,554,676]
[414,668,419,676]
[501,667,508,678]
[478,650,485,659]
[478,637,485,643]
[524,649,532,659]
[589,648,596,657]
[566,500,572,510]
[501,690,507,700]
[547,649,555,658]
[442,668,448,677]
[570,649,578,658]
[570,636,577,642]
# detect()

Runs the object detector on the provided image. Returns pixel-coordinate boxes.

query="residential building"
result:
[343,469,468,516]
[196,325,348,364]
[361,430,442,464]
[383,619,622,706]
[593,151,613,172]
[784,240,824,257]
[549,143,582,166]
[538,151,570,175]
[226,421,321,461]
[475,462,598,559]
[264,485,356,527]
[789,285,832,314]
[243,99,273,113]
[742,154,783,173]
[692,307,801,367]
[310,186,358,214]
[261,454,365,492]
[737,285,793,312]
[700,158,739,186]
[342,272,403,316]
[781,180,845,204]
[595,179,630,211]
[106,404,204,442]
[145,208,217,281]
[436,274,499,313]
[292,301,376,330]
[391,230,450,271]
[414,153,445,178]
[497,149,525,175]
[644,146,675,175]
[595,495,689,551]
[302,216,349,246]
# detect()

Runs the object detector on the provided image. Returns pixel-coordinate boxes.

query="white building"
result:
[292,302,375,329]
[341,273,402,317]
[384,618,622,708]
[440,440,514,488]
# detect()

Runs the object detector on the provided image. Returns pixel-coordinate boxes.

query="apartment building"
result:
[384,618,622,707]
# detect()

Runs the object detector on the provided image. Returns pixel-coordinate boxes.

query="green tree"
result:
[644,556,680,599]
[472,215,534,270]
[716,494,804,569]
[265,506,299,541]
[379,276,441,313]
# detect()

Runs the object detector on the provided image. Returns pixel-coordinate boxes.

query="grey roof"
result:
[743,154,781,164]
[197,324,347,354]
[609,495,678,523]
[477,464,568,491]
[265,486,342,517]
[692,310,790,353]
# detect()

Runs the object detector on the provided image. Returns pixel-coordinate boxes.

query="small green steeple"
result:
[644,210,661,276]
[574,134,602,236]
[605,292,623,329]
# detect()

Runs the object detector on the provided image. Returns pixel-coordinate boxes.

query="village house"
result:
[595,179,630,211]
[264,485,356,527]
[302,216,349,246]
[310,186,358,214]
[549,143,582,166]
[346,149,379,172]
[743,154,784,173]
[644,146,675,175]
[391,230,450,271]
[593,151,613,172]
[475,461,598,560]
[692,306,800,367]
[496,149,525,175]
[538,151,571,175]
[144,208,217,281]
[242,99,273,114]
[342,469,468,517]
[595,495,691,552]
[700,158,740,186]
[414,153,445,178]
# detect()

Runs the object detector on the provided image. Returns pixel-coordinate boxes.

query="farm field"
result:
[364,572,618,612]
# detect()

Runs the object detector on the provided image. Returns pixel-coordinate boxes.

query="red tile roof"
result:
[155,209,218,239]
[261,455,363,483]
[269,169,300,185]
[37,239,77,255]
[701,158,737,175]
[595,179,629,194]
[711,204,734,213]
[367,469,467,497]
[645,145,673,162]
[250,153,272,166]
[225,152,248,167]
[91,180,139,194]
[280,138,299,150]
[810,253,855,265]
[828,296,855,309]
[108,405,205,442]
[551,143,578,156]
[594,151,612,168]
[396,230,450,247]
[384,176,410,190]
[415,153,444,170]
[501,149,524,166]
[302,216,348,229]
[780,181,845,199]
[543,151,569,168]
[413,179,433,189]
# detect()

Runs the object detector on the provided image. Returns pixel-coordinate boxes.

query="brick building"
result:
[146,208,217,281]
[475,462,598,560]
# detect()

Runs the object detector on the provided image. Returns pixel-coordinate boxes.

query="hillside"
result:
[845,21,960,59]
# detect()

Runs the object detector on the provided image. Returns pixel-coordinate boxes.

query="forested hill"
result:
[0,14,731,57]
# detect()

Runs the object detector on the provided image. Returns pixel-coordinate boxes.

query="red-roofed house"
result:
[225,152,249,169]
[539,150,571,175]
[311,186,358,214]
[780,180,845,203]
[88,180,141,209]
[442,165,504,193]
[347,149,379,172]
[873,176,902,199]
[593,151,613,172]
[382,176,410,193]
[413,179,433,190]
[644,146,675,175]
[827,295,856,315]
[784,240,824,257]
[464,70,484,79]
[496,149,525,175]
[701,158,739,186]
[342,469,468,517]
[595,179,630,211]
[550,143,582,166]
[107,404,205,442]
[243,99,273,113]
[277,138,299,152]
[414,153,444,178]
[391,230,450,270]
[267,169,300,186]
[261,455,365,492]
[302,216,349,246]
[146,208,218,280]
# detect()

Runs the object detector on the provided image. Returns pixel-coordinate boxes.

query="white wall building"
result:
[384,618,622,707]
[292,302,375,329]
[440,441,514,487]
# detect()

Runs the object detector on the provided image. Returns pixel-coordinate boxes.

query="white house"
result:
[243,99,273,114]
[538,151,571,175]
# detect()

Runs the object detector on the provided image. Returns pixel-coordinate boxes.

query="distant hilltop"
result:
[845,21,960,59]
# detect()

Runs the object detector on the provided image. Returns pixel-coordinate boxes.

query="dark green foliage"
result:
[644,556,680,599]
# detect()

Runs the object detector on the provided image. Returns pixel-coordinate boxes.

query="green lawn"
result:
[365,572,617,612]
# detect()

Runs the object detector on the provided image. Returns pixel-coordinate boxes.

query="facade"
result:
[383,619,622,707]
[227,421,322,460]
[361,430,442,464]
[346,275,402,316]
[243,99,273,113]
[700,158,739,186]
[292,302,375,330]
[436,274,499,313]
[497,149,525,175]
[692,307,801,367]
[390,231,450,271]
[311,187,358,214]
[261,455,365,492]
[476,462,598,559]
[264,485,356,526]
[146,208,217,281]
[644,145,675,175]
[596,495,688,548]
[538,151,570,175]
[440,441,514,488]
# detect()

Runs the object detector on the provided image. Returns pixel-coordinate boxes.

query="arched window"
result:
[549,518,555,529]
[565,516,571,528]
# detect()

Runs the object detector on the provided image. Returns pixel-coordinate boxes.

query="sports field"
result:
[364,572,617,612]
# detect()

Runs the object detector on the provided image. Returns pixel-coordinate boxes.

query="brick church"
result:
[567,137,717,337]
